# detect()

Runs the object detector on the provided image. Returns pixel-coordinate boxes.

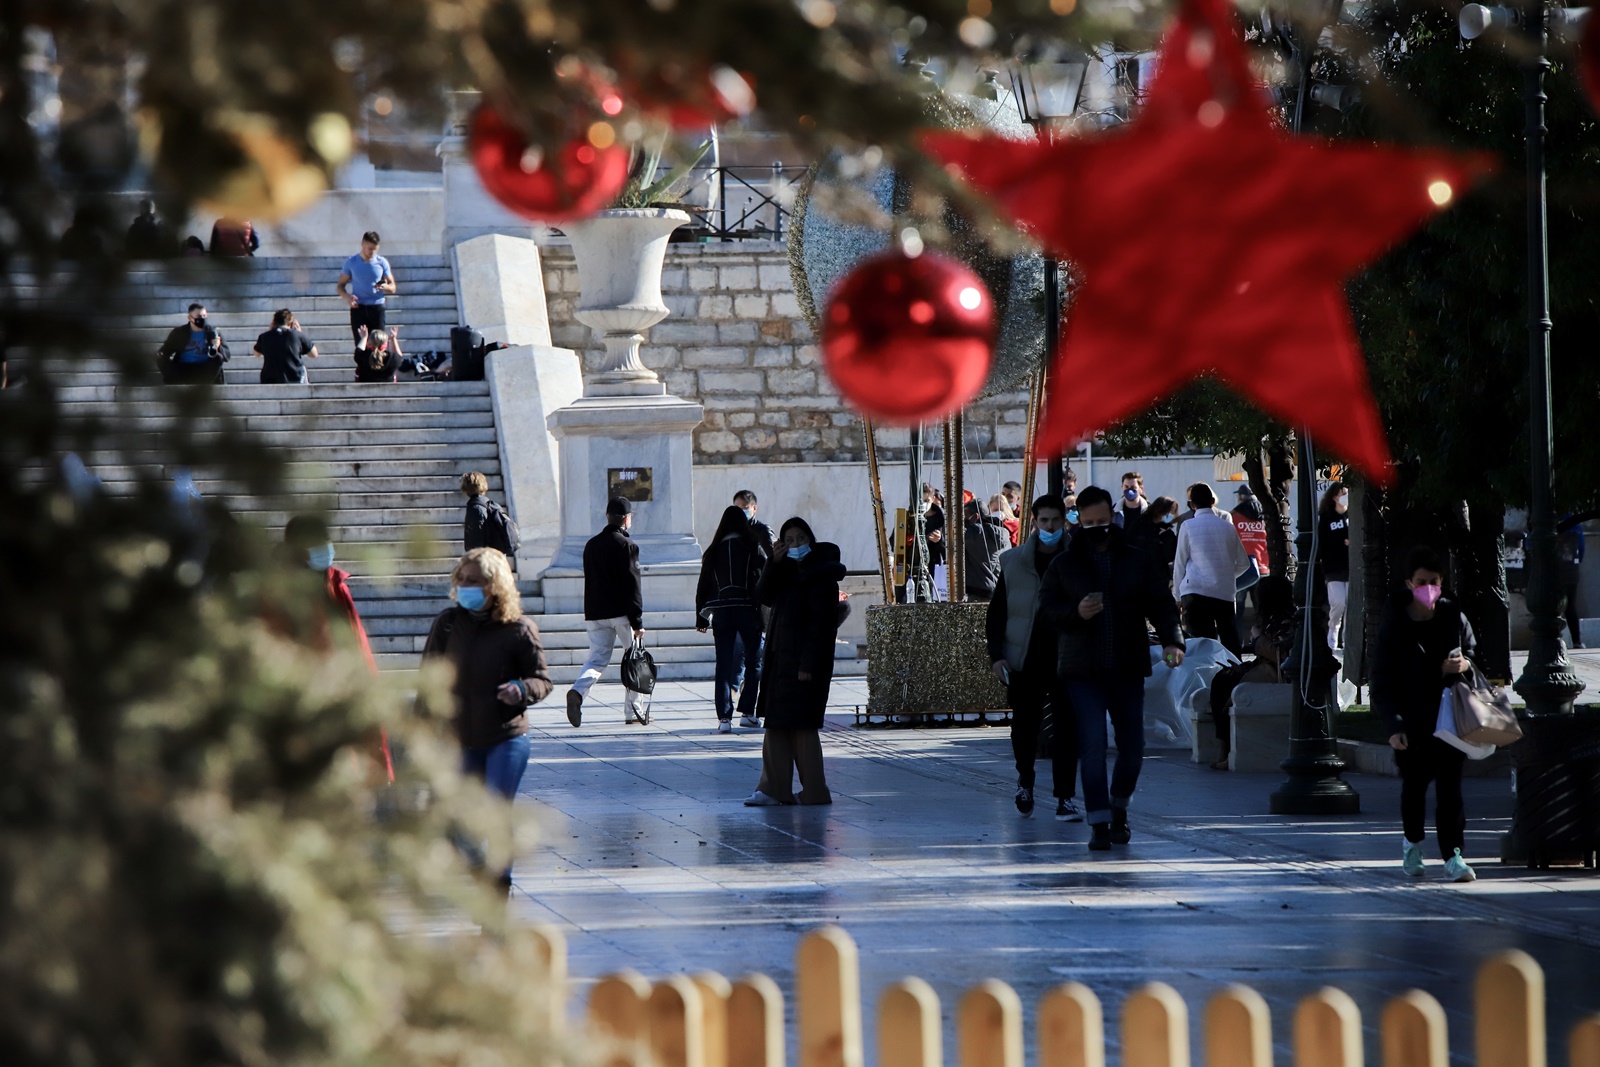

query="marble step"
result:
[54,388,495,413]
[90,410,496,433]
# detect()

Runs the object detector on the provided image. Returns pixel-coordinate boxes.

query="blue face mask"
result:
[307,544,334,570]
[456,585,487,611]
[787,544,812,561]
[744,507,755,521]
[1037,527,1063,546]
[1160,513,1176,525]
[1065,509,1080,526]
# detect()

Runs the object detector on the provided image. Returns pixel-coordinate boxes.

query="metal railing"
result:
[674,164,810,242]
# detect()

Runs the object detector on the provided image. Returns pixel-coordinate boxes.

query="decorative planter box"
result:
[865,602,1007,716]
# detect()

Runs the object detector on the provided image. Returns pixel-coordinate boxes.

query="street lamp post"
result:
[1010,60,1087,501]
[1269,8,1361,814]
[1460,0,1596,866]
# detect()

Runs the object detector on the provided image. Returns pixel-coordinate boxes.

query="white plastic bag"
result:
[1434,689,1496,759]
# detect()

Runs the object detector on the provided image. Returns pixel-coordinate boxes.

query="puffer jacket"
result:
[695,532,768,622]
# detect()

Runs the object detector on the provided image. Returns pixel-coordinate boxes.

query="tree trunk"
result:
[1353,479,1390,687]
[1455,496,1512,681]
[1261,436,1297,583]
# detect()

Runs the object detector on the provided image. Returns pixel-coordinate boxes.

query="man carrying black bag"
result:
[568,497,649,727]
[986,494,1082,822]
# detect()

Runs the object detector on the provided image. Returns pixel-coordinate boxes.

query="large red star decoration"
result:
[925,0,1495,485]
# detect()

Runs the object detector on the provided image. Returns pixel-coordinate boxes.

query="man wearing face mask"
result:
[1172,482,1249,657]
[1039,486,1184,850]
[1112,471,1147,528]
[571,497,648,727]
[987,495,1082,821]
[1370,546,1478,883]
[733,489,775,553]
[158,302,230,384]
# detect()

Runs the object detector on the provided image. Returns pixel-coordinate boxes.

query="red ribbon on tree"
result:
[925,0,1497,485]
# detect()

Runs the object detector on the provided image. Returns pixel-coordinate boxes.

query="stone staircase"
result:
[25,256,873,686]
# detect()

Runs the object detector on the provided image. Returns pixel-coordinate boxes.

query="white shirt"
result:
[1172,506,1251,602]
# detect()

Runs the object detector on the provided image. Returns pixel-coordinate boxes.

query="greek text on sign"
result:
[608,468,654,502]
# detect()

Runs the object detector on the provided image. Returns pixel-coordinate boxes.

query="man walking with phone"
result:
[987,495,1082,821]
[336,231,396,342]
[1040,486,1184,850]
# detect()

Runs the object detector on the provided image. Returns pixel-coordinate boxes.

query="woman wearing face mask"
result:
[696,505,771,733]
[1141,496,1181,586]
[1063,493,1081,536]
[1370,546,1478,883]
[743,517,848,806]
[354,323,401,383]
[1318,482,1352,649]
[421,547,553,896]
[990,493,1021,548]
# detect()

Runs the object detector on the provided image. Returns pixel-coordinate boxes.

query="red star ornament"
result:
[925,0,1495,486]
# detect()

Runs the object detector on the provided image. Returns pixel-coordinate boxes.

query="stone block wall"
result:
[539,241,1030,464]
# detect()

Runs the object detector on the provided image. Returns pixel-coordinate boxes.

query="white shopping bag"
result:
[1434,689,1496,759]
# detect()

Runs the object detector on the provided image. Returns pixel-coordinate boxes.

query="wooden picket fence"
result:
[522,924,1600,1067]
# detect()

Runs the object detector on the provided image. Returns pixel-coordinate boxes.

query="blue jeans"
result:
[713,606,764,720]
[1066,676,1147,825]
[459,733,531,879]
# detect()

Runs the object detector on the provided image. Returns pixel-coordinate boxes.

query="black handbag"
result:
[620,637,657,695]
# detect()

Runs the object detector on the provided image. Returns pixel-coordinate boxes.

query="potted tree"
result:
[563,138,710,397]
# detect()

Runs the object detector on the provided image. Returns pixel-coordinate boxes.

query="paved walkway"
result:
[510,677,1600,1064]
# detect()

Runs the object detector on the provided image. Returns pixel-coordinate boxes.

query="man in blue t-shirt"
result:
[157,303,230,384]
[335,230,396,342]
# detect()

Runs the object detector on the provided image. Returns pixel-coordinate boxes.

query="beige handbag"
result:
[1450,667,1522,747]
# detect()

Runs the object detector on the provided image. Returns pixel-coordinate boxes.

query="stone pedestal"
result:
[1230,683,1294,772]
[438,91,548,252]
[541,394,705,614]
[453,233,555,348]
[484,345,583,575]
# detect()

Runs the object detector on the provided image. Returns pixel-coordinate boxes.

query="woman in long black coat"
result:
[743,516,847,806]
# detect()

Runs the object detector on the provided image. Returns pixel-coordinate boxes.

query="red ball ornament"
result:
[469,105,629,222]
[821,249,997,426]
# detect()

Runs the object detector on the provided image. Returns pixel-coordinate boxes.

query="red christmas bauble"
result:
[1583,10,1600,114]
[821,249,997,425]
[468,105,629,222]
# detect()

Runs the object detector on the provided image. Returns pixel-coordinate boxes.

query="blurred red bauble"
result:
[615,58,756,129]
[821,249,996,425]
[1583,11,1600,113]
[468,105,629,222]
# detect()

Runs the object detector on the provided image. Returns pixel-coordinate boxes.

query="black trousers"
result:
[349,302,386,341]
[1008,667,1079,798]
[165,357,224,384]
[1563,580,1583,648]
[1396,737,1467,859]
[1182,593,1241,657]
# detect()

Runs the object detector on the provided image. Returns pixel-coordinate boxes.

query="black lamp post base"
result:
[1500,708,1600,869]
[1270,756,1362,815]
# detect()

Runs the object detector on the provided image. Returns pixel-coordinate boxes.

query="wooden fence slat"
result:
[1571,1015,1600,1067]
[1039,983,1105,1067]
[693,972,733,1067]
[797,926,865,1067]
[1381,990,1447,1067]
[960,979,1024,1067]
[879,977,942,1067]
[1477,951,1546,1067]
[649,975,708,1067]
[1294,988,1363,1067]
[1124,983,1190,1067]
[589,970,652,1067]
[729,974,786,1067]
[1206,985,1272,1067]
[528,925,569,1037]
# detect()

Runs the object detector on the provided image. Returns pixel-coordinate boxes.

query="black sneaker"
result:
[1055,798,1084,822]
[1088,824,1112,851]
[1110,809,1131,845]
[566,689,583,727]
[1014,786,1034,817]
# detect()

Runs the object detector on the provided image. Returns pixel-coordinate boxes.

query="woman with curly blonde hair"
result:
[421,547,551,896]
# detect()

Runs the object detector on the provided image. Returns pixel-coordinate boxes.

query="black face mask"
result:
[1080,524,1112,545]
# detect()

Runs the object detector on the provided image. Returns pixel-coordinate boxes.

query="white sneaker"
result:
[743,791,784,807]
[717,719,733,734]
[1444,849,1477,883]
[1402,842,1425,878]
[739,715,762,729]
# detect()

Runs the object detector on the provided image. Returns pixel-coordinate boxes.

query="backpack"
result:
[482,498,521,559]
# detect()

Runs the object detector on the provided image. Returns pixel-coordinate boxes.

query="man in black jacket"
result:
[964,499,1009,601]
[568,497,647,727]
[460,470,517,573]
[158,303,230,384]
[1039,485,1185,850]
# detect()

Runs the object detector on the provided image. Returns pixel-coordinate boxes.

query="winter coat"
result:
[695,532,769,622]
[1370,591,1478,741]
[159,323,230,362]
[326,566,376,672]
[583,523,643,629]
[985,533,1062,673]
[420,606,553,749]
[754,542,847,730]
[964,514,1009,598]
[1038,525,1183,679]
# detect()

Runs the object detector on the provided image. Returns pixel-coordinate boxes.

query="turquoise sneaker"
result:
[1403,842,1426,878]
[1444,849,1477,883]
